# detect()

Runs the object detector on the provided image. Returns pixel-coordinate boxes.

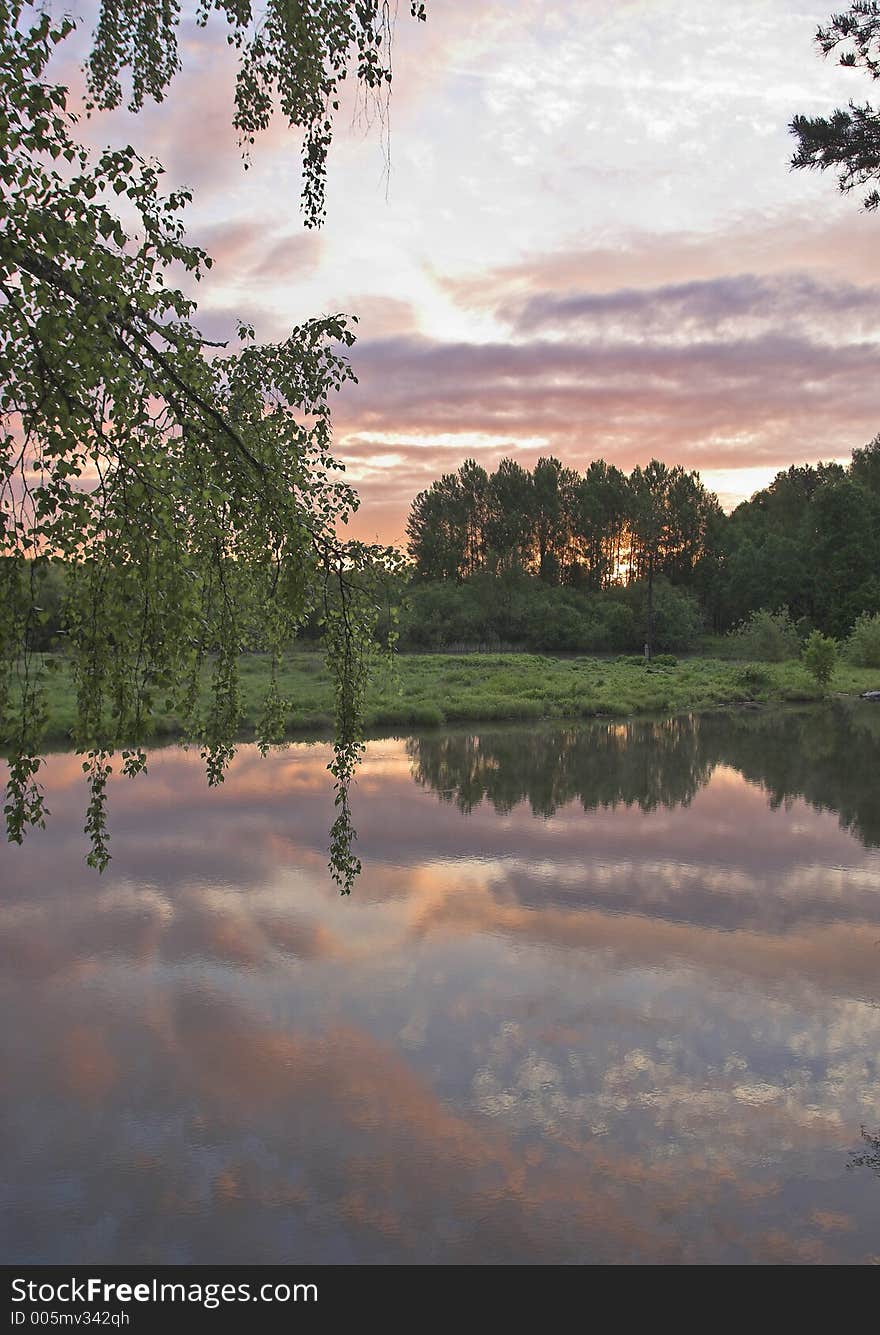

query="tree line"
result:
[406,456,721,592]
[401,441,880,652]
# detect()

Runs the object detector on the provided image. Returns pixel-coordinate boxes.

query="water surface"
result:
[2,703,880,1263]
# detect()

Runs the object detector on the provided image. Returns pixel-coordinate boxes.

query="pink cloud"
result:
[331,321,880,538]
[440,215,880,311]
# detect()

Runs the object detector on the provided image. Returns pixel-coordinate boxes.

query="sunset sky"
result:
[63,0,880,544]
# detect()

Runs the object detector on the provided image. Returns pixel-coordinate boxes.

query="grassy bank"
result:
[20,651,880,746]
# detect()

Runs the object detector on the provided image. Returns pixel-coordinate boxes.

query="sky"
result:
[57,0,880,544]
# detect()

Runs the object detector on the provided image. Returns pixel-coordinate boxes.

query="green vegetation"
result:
[0,3,425,888]
[803,631,838,691]
[22,651,879,747]
[727,608,802,662]
[791,3,880,215]
[846,612,880,668]
[398,570,702,655]
[401,445,880,656]
[5,0,880,887]
[405,456,721,645]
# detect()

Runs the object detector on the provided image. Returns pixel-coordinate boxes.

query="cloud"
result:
[503,272,880,344]
[329,230,880,536]
[408,875,880,1008]
[335,326,880,465]
[4,733,879,994]
[194,222,321,286]
[40,2,880,547]
[440,215,880,312]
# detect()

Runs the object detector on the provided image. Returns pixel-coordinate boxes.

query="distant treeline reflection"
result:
[407,703,880,848]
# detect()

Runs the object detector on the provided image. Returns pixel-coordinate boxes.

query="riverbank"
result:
[19,651,880,746]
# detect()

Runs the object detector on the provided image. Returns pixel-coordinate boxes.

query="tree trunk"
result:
[646,554,655,660]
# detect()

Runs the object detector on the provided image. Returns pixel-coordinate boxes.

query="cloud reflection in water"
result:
[2,705,880,1262]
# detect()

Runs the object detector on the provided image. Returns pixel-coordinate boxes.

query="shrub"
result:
[802,630,837,690]
[845,612,880,668]
[401,574,690,655]
[650,584,703,651]
[728,608,800,661]
[526,603,590,652]
[737,664,771,694]
[573,600,631,652]
[652,653,678,667]
[402,581,485,649]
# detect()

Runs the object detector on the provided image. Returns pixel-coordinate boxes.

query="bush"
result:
[652,653,678,667]
[526,602,590,652]
[401,575,646,653]
[401,575,694,656]
[845,611,880,668]
[737,664,771,694]
[591,600,637,652]
[649,584,703,651]
[728,608,800,661]
[802,630,837,690]
[402,582,484,649]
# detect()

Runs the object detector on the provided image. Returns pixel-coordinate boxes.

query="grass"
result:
[20,650,880,746]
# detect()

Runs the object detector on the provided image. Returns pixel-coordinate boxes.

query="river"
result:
[2,703,880,1262]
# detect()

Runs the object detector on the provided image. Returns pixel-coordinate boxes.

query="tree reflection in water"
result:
[407,700,880,849]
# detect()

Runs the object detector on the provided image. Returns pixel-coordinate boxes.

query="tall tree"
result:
[628,460,675,658]
[851,433,880,493]
[573,460,629,589]
[809,475,880,634]
[485,458,533,571]
[406,471,468,580]
[531,456,578,584]
[457,458,490,577]
[660,469,715,584]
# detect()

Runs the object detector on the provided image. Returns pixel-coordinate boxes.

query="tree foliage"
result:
[728,608,801,662]
[403,454,722,655]
[845,610,880,665]
[406,454,721,596]
[402,440,880,655]
[802,628,838,689]
[85,0,428,227]
[0,1,407,889]
[720,457,880,638]
[790,1,880,210]
[398,568,701,656]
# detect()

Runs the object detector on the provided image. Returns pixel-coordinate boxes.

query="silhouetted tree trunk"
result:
[646,553,655,659]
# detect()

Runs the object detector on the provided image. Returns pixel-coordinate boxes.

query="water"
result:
[2,702,880,1263]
